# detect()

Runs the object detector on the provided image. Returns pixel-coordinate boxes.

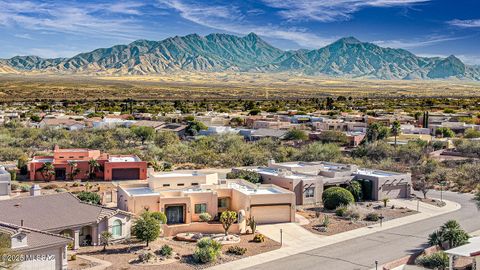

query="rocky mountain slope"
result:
[1,33,479,80]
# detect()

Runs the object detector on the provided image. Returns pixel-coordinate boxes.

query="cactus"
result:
[247,216,257,234]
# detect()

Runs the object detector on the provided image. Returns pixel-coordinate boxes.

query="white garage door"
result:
[0,183,8,196]
[251,205,291,224]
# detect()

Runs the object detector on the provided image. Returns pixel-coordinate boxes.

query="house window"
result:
[177,183,184,186]
[218,198,229,208]
[163,184,170,187]
[59,156,64,159]
[305,187,315,198]
[194,203,207,214]
[191,183,199,186]
[112,219,122,237]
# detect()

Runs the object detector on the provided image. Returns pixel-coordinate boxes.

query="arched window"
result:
[112,219,122,237]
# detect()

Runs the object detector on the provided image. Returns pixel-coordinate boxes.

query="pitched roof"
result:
[0,193,132,231]
[0,222,72,251]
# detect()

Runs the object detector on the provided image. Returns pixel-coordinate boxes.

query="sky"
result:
[0,0,479,64]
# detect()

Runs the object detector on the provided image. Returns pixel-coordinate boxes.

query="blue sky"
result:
[1,0,479,64]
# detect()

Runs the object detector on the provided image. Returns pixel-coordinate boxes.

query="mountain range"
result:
[1,33,479,80]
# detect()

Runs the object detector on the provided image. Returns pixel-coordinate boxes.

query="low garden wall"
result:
[162,222,241,237]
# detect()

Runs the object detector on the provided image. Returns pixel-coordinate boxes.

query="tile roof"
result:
[0,222,72,251]
[0,193,132,231]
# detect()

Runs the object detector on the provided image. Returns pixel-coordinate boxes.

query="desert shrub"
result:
[138,251,155,263]
[72,182,80,187]
[253,234,265,243]
[322,187,354,210]
[150,212,167,224]
[43,184,59,190]
[226,170,262,184]
[199,212,212,222]
[158,244,173,257]
[10,182,19,191]
[76,191,101,204]
[365,212,380,221]
[55,188,67,193]
[343,204,364,221]
[19,184,31,192]
[193,238,222,263]
[70,254,76,261]
[335,205,348,217]
[415,251,448,269]
[8,170,16,181]
[226,246,247,255]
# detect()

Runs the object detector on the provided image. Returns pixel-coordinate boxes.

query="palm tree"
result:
[37,162,55,182]
[428,220,469,249]
[100,231,113,252]
[67,161,80,181]
[88,159,100,180]
[391,120,401,148]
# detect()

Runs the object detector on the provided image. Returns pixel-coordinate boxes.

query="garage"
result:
[112,168,140,180]
[0,183,8,196]
[250,204,292,224]
[382,184,409,198]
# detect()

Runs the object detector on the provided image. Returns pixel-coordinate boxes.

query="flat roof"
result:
[446,237,480,257]
[124,187,159,197]
[150,171,208,178]
[109,156,140,162]
[355,169,401,177]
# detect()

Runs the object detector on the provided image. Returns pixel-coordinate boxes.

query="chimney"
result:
[30,185,41,196]
[21,219,24,227]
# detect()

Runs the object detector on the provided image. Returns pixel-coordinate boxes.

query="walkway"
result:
[208,198,460,270]
[76,255,112,270]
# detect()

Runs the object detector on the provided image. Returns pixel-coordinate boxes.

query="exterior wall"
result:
[98,214,132,243]
[0,167,11,196]
[260,173,322,205]
[353,173,412,200]
[148,173,218,190]
[103,161,147,181]
[162,223,240,237]
[18,246,67,270]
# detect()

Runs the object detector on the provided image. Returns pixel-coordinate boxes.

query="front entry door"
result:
[166,205,184,224]
[55,168,66,180]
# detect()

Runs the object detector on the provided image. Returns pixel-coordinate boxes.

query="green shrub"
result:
[76,191,101,204]
[199,212,212,222]
[335,205,348,217]
[365,212,380,221]
[43,184,59,190]
[55,188,67,193]
[8,170,17,181]
[150,212,167,224]
[322,187,354,210]
[158,244,173,257]
[226,246,247,255]
[70,254,76,261]
[19,184,31,192]
[252,234,265,243]
[193,238,222,263]
[415,252,448,269]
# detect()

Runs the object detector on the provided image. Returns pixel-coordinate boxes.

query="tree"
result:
[131,126,154,145]
[366,123,390,143]
[88,159,101,180]
[346,181,362,202]
[0,232,19,270]
[132,212,161,247]
[390,120,401,148]
[150,211,167,224]
[317,130,348,145]
[464,128,480,139]
[76,191,101,204]
[284,129,308,141]
[154,131,179,147]
[37,162,55,182]
[100,231,113,252]
[226,170,262,184]
[428,220,469,249]
[295,143,341,162]
[186,120,207,136]
[412,159,440,199]
[67,161,80,181]
[220,211,237,236]
[435,127,455,138]
[17,155,29,175]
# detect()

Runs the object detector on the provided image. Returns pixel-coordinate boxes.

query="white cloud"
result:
[261,0,430,22]
[158,0,334,48]
[372,35,467,49]
[14,33,33,40]
[0,1,149,40]
[448,19,480,28]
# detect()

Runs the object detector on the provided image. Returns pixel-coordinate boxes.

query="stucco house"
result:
[0,166,11,197]
[117,171,296,230]
[28,146,148,181]
[235,160,412,205]
[0,222,71,270]
[0,192,133,250]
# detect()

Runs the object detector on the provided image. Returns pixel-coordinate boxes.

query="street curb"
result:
[208,199,461,270]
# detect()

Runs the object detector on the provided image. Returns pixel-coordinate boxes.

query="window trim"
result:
[194,203,207,214]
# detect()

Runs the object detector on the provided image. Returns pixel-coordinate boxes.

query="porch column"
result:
[73,228,80,250]
[91,225,98,246]
[448,254,453,270]
[61,246,68,270]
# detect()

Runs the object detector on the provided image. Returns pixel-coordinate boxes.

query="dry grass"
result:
[1,72,479,101]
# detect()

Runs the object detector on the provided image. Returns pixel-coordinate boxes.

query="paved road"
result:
[247,191,480,270]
